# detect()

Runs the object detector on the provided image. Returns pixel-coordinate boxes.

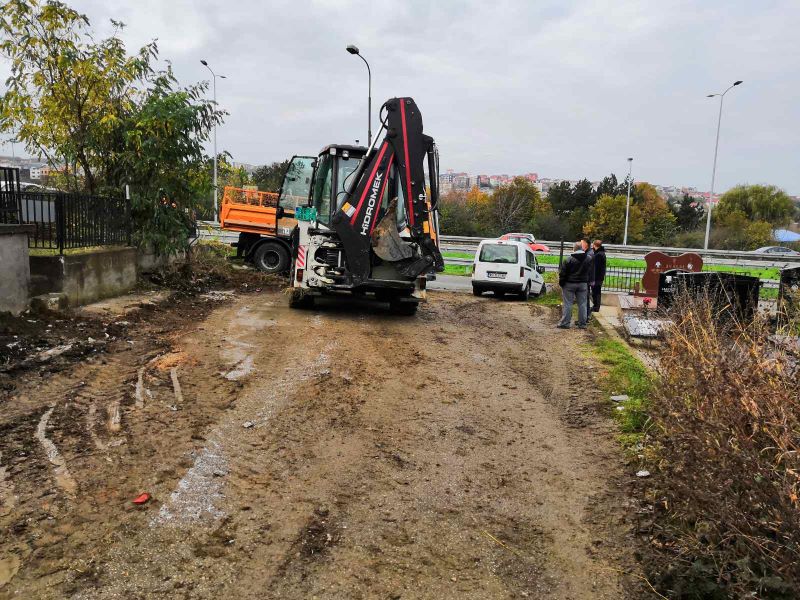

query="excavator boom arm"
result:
[331,97,444,281]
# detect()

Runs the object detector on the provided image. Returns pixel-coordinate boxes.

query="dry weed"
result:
[646,292,800,598]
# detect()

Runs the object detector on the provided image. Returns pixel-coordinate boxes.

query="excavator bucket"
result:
[371,198,413,262]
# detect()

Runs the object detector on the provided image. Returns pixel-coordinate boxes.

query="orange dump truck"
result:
[219,155,314,273]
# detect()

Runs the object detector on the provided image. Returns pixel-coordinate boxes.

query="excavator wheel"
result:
[289,289,315,309]
[389,299,418,316]
[252,241,289,275]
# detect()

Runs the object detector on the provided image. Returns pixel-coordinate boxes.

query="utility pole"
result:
[346,45,372,146]
[623,157,633,245]
[704,80,743,250]
[201,60,226,222]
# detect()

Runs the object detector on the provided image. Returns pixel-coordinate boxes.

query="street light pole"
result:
[623,157,633,246]
[703,80,742,250]
[346,45,371,146]
[201,60,226,222]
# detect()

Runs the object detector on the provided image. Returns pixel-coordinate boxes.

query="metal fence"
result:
[0,167,22,224]
[22,192,131,252]
[602,266,646,292]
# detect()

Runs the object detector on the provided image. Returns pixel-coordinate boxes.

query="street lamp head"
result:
[346,44,360,55]
[220,75,227,79]
[627,157,633,162]
[200,59,208,66]
[707,94,717,98]
[733,80,743,86]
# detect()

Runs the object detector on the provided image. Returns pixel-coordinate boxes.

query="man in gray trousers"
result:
[557,241,591,329]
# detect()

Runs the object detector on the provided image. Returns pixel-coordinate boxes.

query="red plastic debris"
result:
[132,493,151,505]
[643,297,653,306]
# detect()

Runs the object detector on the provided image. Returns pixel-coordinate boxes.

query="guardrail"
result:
[194,221,794,279]
[439,235,800,266]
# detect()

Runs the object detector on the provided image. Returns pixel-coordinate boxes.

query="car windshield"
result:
[479,244,518,263]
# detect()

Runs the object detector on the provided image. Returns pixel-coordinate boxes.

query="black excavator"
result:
[286,97,445,315]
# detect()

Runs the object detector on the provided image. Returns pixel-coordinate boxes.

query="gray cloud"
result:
[3,0,799,193]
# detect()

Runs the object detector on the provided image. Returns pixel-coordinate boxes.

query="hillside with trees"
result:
[438,176,799,251]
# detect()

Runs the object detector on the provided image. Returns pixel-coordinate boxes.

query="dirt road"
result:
[1,290,643,599]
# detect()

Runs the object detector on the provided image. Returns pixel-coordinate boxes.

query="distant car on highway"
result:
[753,246,800,256]
[499,232,550,253]
[472,239,546,300]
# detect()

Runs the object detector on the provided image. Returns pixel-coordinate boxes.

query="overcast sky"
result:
[2,0,799,194]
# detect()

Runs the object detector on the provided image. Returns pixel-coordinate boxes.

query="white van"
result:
[472,239,546,299]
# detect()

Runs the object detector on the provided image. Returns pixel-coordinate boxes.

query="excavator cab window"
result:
[315,150,363,227]
[278,155,315,213]
[312,155,334,226]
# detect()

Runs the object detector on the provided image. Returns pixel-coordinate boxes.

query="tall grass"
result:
[646,295,800,598]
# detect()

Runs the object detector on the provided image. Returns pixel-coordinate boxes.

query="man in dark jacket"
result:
[557,241,591,329]
[590,240,607,313]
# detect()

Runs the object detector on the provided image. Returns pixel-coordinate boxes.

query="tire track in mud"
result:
[2,291,639,599]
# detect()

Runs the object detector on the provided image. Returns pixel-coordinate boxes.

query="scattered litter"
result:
[39,344,73,360]
[87,337,95,343]
[135,367,147,409]
[168,405,178,412]
[242,421,254,429]
[170,367,184,403]
[610,394,629,403]
[636,470,651,478]
[616,406,625,411]
[132,493,151,505]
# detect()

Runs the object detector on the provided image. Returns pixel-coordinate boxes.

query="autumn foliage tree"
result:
[583,194,644,243]
[0,0,225,252]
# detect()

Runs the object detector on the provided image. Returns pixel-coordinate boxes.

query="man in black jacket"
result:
[557,241,591,329]
[590,240,607,313]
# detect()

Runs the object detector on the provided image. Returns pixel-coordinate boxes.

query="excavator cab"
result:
[309,145,415,233]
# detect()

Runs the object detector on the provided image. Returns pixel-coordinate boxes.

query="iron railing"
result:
[603,266,646,292]
[21,192,131,252]
[0,167,22,224]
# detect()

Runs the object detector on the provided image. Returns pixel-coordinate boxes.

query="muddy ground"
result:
[1,288,651,599]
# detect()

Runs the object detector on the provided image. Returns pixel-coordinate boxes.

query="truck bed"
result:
[220,187,280,236]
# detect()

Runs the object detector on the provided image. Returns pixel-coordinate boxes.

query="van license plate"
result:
[487,272,506,279]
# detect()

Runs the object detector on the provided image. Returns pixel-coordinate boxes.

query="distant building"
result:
[29,165,50,180]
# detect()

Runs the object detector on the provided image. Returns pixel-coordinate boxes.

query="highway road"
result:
[428,273,472,292]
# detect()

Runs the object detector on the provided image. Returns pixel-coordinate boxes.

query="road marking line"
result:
[35,406,77,497]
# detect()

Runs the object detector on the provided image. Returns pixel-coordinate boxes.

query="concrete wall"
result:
[0,225,33,314]
[137,246,185,273]
[30,247,137,307]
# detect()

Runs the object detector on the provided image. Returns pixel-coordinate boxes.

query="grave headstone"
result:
[640,251,703,296]
[658,271,760,322]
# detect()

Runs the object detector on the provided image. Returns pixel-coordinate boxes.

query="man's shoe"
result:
[556,324,570,329]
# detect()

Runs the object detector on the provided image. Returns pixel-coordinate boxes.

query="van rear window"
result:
[479,244,518,263]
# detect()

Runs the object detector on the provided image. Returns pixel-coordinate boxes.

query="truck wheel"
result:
[520,282,531,301]
[289,289,314,309]
[253,242,289,274]
[389,299,418,316]
[472,287,482,296]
